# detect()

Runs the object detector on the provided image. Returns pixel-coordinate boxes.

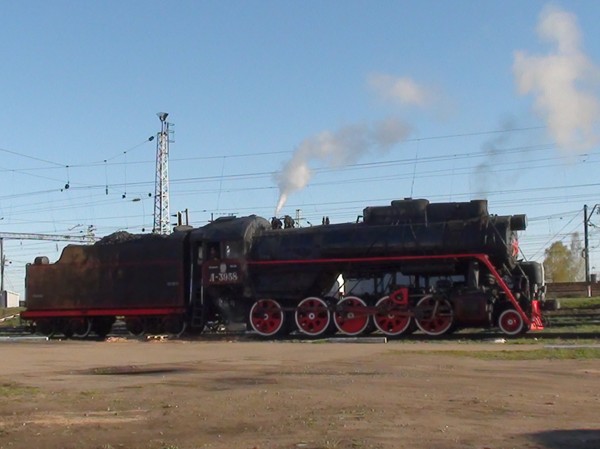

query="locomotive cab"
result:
[187,215,271,330]
[203,240,243,284]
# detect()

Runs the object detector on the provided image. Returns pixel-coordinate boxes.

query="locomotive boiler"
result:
[21,198,546,339]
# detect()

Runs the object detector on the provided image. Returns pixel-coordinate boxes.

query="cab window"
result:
[206,243,220,260]
[224,241,243,258]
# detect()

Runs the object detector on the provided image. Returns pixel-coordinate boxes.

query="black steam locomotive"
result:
[21,198,546,338]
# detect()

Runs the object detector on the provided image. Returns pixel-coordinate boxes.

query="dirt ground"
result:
[0,338,599,449]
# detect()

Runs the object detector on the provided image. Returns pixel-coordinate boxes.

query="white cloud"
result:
[367,74,435,108]
[513,5,600,152]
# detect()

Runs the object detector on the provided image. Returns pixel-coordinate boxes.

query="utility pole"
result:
[153,112,172,235]
[584,204,599,285]
[584,204,590,283]
[1,238,4,295]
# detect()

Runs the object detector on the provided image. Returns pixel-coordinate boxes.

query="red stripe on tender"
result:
[20,307,186,319]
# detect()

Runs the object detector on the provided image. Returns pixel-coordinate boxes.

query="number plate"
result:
[205,262,241,284]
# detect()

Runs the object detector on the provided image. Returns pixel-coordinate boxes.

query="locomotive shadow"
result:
[84,365,194,376]
[526,429,600,449]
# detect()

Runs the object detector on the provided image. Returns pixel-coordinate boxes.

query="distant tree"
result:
[569,232,585,281]
[543,233,585,282]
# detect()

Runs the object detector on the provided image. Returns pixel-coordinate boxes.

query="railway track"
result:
[2,299,600,341]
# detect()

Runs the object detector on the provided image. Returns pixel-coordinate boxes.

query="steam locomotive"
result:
[21,198,546,339]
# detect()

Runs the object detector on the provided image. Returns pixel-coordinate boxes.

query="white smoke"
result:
[513,5,600,151]
[274,118,411,214]
[367,74,435,108]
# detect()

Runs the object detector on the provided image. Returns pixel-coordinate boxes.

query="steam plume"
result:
[513,5,600,151]
[274,118,411,214]
[473,118,518,197]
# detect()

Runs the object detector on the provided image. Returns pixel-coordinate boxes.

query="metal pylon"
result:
[153,112,171,234]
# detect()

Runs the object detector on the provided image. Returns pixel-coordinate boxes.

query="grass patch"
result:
[0,307,23,319]
[507,336,600,345]
[541,325,600,335]
[398,347,600,361]
[79,390,99,397]
[0,307,24,328]
[556,297,600,310]
[0,382,39,397]
[0,316,22,327]
[471,347,600,360]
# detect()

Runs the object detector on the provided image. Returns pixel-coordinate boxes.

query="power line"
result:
[0,125,549,171]
[0,122,595,266]
[1,142,595,202]
[0,146,66,167]
[528,214,582,260]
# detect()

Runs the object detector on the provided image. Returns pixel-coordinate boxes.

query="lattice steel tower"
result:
[153,112,172,234]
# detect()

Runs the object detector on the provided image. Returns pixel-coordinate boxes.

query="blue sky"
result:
[2,1,600,296]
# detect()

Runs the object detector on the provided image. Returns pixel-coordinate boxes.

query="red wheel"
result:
[498,309,525,336]
[249,299,286,337]
[334,296,370,335]
[373,296,413,336]
[295,297,331,336]
[415,295,454,336]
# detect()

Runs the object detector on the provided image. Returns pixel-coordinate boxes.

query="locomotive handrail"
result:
[249,253,502,266]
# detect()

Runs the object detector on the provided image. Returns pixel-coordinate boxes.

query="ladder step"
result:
[190,301,204,328]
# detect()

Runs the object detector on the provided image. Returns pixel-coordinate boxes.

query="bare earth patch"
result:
[0,339,599,449]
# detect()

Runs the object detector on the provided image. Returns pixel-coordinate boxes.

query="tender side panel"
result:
[25,236,187,312]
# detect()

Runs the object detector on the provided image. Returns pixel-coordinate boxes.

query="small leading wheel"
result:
[295,297,331,337]
[334,296,370,336]
[71,318,92,338]
[373,296,413,336]
[415,295,454,336]
[498,309,525,336]
[249,299,286,337]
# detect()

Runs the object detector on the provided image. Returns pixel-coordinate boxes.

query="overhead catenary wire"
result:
[528,213,582,260]
[0,124,596,255]
[0,125,547,171]
[0,142,596,202]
